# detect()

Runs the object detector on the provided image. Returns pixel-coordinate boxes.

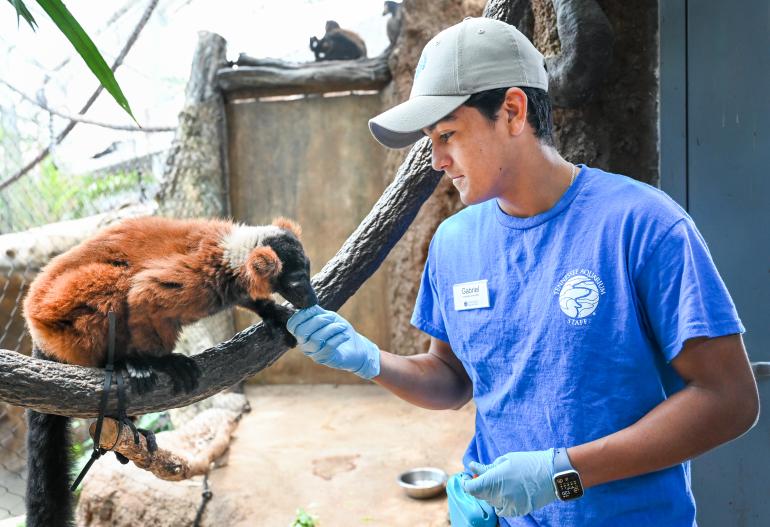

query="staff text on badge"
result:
[453,279,490,311]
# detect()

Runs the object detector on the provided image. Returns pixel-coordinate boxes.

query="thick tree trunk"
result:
[0,139,441,417]
[544,0,615,107]
[155,31,229,219]
[483,0,614,107]
[483,0,535,37]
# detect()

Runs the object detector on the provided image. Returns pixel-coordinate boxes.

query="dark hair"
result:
[463,87,554,146]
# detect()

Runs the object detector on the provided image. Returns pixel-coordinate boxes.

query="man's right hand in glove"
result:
[287,305,381,380]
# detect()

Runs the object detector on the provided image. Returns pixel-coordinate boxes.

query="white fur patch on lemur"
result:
[220,224,284,271]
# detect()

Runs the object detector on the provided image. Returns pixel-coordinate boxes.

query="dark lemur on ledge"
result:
[309,20,367,61]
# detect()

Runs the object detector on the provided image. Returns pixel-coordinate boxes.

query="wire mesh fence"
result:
[0,151,166,522]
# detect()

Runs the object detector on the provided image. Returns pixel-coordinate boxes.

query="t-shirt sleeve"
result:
[411,245,450,342]
[635,217,745,362]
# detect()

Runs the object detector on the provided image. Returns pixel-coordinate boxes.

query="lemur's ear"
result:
[245,246,282,299]
[272,217,302,239]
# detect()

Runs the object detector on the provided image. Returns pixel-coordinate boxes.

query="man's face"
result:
[423,105,512,206]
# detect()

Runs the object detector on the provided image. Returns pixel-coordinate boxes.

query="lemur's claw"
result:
[117,357,158,395]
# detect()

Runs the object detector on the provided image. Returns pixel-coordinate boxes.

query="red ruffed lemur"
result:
[22,215,317,527]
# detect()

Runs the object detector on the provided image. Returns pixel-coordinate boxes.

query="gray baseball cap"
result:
[369,17,548,149]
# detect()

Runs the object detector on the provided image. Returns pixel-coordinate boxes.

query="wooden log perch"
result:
[0,138,441,417]
[90,408,239,481]
[217,54,391,98]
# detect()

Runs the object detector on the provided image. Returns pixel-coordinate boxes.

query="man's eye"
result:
[439,132,453,143]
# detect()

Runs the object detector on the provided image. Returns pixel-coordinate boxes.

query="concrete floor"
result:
[212,384,476,526]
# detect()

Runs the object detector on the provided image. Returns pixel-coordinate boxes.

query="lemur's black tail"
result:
[26,347,73,527]
[26,411,72,527]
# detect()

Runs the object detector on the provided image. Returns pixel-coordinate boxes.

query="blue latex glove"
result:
[286,305,380,379]
[447,472,497,527]
[462,449,556,518]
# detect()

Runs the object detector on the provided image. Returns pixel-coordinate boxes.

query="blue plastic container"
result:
[446,473,498,526]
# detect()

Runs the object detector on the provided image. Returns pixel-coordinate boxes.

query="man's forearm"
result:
[569,336,758,488]
[374,350,473,410]
[570,383,754,488]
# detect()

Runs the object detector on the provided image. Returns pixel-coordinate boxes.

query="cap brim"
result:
[368,94,470,149]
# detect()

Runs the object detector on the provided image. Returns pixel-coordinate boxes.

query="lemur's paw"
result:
[264,304,298,347]
[118,357,159,395]
[110,421,158,463]
[137,427,158,452]
[262,316,298,348]
[153,354,201,394]
[281,326,298,348]
[248,299,298,347]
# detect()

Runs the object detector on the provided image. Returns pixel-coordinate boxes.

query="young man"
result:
[287,17,759,526]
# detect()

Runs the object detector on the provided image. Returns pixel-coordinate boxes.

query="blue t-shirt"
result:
[411,165,744,527]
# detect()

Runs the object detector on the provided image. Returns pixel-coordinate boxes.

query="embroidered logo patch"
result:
[415,52,427,80]
[553,269,606,325]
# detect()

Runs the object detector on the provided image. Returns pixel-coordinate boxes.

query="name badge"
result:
[453,279,490,311]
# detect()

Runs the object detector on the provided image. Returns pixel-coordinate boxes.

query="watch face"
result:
[554,471,584,500]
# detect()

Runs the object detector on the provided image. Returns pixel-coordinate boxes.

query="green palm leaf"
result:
[34,0,137,123]
[7,0,38,30]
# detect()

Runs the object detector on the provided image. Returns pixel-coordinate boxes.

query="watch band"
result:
[553,447,574,473]
[552,447,584,501]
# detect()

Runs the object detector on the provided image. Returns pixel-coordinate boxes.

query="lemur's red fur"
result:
[23,216,302,368]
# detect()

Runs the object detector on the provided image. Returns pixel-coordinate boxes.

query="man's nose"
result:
[431,145,450,172]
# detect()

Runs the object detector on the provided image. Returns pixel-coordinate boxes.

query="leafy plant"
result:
[0,160,157,232]
[291,508,319,527]
[135,411,173,434]
[6,0,136,121]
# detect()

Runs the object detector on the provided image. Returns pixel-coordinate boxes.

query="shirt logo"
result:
[553,269,607,324]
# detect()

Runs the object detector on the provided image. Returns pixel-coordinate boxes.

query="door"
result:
[660,0,770,525]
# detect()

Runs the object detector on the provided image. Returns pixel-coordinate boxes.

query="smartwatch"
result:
[552,447,584,501]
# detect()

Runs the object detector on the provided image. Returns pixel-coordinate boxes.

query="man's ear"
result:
[245,246,282,299]
[272,217,302,239]
[503,87,528,136]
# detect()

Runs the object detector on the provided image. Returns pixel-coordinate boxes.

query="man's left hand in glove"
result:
[461,449,556,518]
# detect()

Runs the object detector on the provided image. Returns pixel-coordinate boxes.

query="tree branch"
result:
[0,139,441,417]
[90,409,239,481]
[0,0,160,192]
[0,80,175,133]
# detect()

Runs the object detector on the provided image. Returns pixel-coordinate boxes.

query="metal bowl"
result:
[397,467,448,499]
